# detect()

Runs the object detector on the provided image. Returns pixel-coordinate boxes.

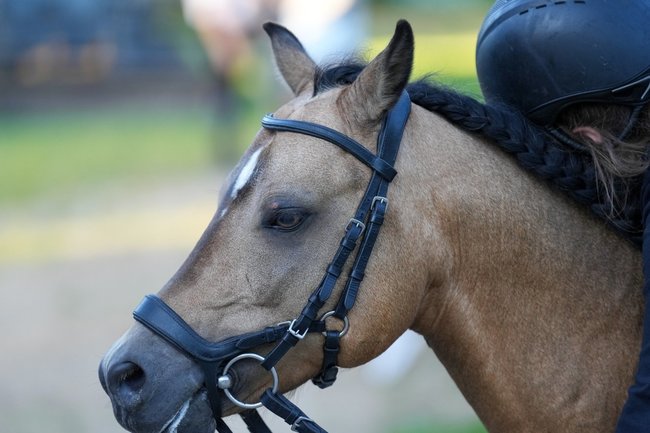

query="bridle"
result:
[132,91,411,433]
[133,92,410,433]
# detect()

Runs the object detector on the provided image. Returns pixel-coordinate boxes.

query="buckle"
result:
[371,196,388,211]
[346,218,366,234]
[288,319,309,340]
[291,416,313,432]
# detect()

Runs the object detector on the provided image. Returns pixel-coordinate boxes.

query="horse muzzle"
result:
[98,324,214,433]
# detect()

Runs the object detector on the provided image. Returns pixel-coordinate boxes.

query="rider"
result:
[475,1,650,431]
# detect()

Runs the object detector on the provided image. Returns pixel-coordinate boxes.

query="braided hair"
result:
[314,64,643,246]
[407,80,643,247]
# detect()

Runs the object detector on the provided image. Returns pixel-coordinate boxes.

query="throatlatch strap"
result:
[311,330,340,389]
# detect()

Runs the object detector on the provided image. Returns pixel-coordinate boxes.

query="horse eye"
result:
[264,208,308,232]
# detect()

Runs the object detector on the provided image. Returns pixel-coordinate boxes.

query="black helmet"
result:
[476,0,650,126]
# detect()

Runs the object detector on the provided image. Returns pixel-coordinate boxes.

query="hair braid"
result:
[407,81,643,246]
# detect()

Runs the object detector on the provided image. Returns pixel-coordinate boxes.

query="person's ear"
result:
[572,126,604,144]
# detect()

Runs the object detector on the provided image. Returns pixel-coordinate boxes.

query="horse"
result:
[99,20,644,433]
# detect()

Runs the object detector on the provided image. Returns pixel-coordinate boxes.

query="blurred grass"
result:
[0,105,215,204]
[390,421,487,433]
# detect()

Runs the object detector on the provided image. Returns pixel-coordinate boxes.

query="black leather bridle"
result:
[132,91,411,433]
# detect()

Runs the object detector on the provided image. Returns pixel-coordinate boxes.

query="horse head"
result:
[99,21,442,433]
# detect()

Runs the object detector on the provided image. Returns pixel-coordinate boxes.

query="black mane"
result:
[313,62,643,246]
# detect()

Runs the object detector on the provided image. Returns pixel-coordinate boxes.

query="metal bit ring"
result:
[218,353,279,409]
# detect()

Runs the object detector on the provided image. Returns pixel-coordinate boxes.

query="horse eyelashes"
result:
[263,207,309,232]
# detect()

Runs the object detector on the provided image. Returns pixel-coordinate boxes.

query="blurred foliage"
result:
[368,33,482,97]
[0,3,489,205]
[370,2,489,35]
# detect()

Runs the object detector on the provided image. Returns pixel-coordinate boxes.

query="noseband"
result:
[132,92,411,433]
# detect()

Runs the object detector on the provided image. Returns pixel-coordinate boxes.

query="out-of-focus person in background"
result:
[180,0,368,160]
[277,0,368,63]
[180,0,278,118]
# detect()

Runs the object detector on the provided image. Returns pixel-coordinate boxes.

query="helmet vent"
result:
[516,0,585,16]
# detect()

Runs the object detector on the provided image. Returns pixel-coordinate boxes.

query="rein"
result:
[132,91,411,433]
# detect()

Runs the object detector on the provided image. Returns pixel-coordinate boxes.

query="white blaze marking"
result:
[232,147,263,199]
[218,147,263,219]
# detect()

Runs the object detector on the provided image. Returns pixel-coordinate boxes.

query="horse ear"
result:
[340,20,414,127]
[263,22,317,96]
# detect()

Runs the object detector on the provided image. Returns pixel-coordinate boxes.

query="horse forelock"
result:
[313,60,366,96]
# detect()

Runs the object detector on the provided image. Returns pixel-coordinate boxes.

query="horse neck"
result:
[401,105,643,433]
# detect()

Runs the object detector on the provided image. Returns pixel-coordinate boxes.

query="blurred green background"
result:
[0,1,492,432]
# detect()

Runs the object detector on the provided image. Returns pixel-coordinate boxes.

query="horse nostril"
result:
[113,362,146,390]
[107,361,147,407]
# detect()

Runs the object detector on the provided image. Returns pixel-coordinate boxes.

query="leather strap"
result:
[311,330,340,389]
[260,389,328,433]
[216,418,234,433]
[261,115,397,181]
[240,410,272,433]
[335,196,388,317]
[133,295,290,363]
[261,222,364,370]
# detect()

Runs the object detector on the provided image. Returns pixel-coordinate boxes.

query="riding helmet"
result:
[476,0,650,125]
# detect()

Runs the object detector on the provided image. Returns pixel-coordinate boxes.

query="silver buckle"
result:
[371,196,388,211]
[346,218,366,234]
[288,319,309,340]
[291,416,313,432]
